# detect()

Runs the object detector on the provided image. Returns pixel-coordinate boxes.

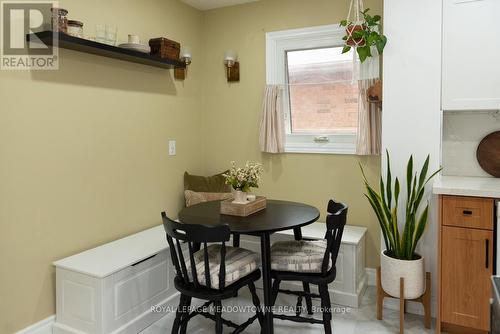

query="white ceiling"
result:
[181,0,261,11]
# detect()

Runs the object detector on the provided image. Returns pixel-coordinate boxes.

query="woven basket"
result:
[149,37,180,60]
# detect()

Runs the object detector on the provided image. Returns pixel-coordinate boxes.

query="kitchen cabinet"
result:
[441,226,493,330]
[438,195,495,333]
[442,0,500,110]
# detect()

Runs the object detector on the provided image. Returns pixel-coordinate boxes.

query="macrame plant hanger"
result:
[345,0,365,49]
[344,0,379,82]
[344,0,366,82]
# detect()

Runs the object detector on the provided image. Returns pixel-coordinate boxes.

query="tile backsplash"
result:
[442,111,500,177]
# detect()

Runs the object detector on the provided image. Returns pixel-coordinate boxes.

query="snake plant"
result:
[360,152,441,260]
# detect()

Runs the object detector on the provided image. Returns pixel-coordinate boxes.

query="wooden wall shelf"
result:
[27,31,186,70]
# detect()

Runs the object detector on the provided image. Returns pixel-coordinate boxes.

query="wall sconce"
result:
[224,50,239,82]
[174,46,192,80]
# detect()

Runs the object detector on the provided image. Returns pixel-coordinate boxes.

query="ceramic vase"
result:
[233,190,248,204]
[380,250,425,299]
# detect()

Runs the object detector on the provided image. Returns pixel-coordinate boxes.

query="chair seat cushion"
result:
[187,245,259,289]
[270,240,332,273]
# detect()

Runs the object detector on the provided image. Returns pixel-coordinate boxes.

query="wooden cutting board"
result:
[476,131,500,177]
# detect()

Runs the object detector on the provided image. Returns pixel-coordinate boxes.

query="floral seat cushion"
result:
[187,245,259,289]
[270,240,332,273]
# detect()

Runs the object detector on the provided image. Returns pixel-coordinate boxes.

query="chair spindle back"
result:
[161,212,231,290]
[321,200,348,275]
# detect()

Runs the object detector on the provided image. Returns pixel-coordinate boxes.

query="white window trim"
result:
[266,24,357,155]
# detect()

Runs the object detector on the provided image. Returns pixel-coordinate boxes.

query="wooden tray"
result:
[220,196,266,217]
[477,131,500,177]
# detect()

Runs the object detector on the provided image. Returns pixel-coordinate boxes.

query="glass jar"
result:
[67,20,84,38]
[51,8,68,33]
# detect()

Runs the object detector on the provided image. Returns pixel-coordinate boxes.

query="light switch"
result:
[168,140,176,156]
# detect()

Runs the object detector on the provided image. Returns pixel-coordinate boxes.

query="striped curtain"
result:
[356,79,381,155]
[259,85,285,153]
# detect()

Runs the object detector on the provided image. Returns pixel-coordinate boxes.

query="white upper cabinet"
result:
[442,0,500,110]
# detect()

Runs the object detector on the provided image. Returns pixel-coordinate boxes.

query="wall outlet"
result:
[168,140,176,156]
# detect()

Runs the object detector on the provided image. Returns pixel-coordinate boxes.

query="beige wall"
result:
[200,0,382,267]
[0,1,203,333]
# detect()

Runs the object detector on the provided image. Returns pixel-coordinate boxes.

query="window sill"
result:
[284,144,356,155]
[284,133,357,155]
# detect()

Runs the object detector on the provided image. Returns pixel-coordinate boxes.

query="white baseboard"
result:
[15,316,54,334]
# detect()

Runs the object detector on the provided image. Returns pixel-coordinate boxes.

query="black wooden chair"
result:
[161,212,263,334]
[269,200,347,334]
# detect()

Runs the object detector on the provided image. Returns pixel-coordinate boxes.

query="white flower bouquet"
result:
[223,161,264,192]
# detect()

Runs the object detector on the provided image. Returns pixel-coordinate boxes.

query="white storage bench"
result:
[240,223,368,308]
[53,222,367,334]
[53,226,177,334]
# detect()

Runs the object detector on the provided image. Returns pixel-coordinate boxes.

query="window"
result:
[266,25,359,154]
[286,48,358,134]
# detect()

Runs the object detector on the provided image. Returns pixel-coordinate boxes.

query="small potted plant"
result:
[340,8,387,62]
[360,152,441,299]
[223,161,264,204]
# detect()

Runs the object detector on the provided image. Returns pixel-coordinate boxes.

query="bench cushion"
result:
[270,240,332,273]
[187,245,258,289]
[184,190,232,207]
[184,171,231,193]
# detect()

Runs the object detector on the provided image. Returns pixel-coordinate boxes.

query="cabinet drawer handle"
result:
[462,210,473,216]
[486,239,489,269]
[132,254,157,267]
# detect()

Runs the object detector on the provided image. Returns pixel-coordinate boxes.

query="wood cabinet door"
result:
[441,226,493,331]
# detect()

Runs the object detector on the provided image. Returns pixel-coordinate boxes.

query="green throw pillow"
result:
[184,171,231,193]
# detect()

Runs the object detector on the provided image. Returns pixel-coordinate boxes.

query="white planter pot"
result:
[380,250,425,299]
[232,190,248,204]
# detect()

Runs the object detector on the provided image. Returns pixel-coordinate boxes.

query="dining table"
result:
[178,199,320,334]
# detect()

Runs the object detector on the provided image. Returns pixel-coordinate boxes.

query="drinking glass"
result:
[95,24,106,43]
[105,25,117,46]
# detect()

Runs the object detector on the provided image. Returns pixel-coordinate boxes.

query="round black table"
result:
[178,200,320,334]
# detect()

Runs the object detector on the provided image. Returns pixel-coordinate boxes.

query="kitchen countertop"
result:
[433,175,500,198]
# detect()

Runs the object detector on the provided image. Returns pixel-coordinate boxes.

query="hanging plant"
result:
[340,8,387,62]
